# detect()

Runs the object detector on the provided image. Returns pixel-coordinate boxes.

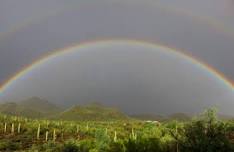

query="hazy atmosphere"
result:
[0,0,234,115]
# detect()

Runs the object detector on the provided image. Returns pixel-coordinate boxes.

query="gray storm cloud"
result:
[0,0,234,87]
[1,42,233,115]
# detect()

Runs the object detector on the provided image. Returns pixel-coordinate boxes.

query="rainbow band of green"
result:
[0,39,233,94]
[0,1,234,40]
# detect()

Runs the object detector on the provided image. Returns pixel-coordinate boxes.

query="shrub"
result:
[124,137,166,152]
[0,140,21,151]
[62,140,80,152]
[176,108,234,152]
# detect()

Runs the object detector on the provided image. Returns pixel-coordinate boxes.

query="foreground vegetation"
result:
[0,109,234,152]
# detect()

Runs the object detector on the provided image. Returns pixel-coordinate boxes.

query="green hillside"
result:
[131,113,191,122]
[130,114,165,121]
[166,113,191,121]
[0,98,128,121]
[0,97,62,118]
[19,97,62,114]
[0,98,197,122]
[57,102,129,121]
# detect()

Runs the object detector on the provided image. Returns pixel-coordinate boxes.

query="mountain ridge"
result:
[56,102,129,121]
[1,97,233,121]
[0,97,62,118]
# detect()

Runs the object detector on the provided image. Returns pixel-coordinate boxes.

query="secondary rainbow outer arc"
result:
[0,39,233,95]
[0,1,234,40]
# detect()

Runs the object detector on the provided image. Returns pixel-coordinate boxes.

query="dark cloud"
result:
[0,43,233,115]
[0,0,233,114]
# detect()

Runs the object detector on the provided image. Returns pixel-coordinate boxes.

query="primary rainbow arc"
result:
[0,39,233,95]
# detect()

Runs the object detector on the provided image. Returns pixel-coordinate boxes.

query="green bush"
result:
[123,137,170,152]
[0,140,21,151]
[177,108,234,152]
[62,140,80,152]
[30,141,62,152]
[108,141,125,152]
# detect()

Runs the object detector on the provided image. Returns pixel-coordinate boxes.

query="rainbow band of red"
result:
[0,39,233,94]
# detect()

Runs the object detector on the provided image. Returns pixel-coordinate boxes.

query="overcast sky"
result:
[1,42,233,115]
[0,0,233,115]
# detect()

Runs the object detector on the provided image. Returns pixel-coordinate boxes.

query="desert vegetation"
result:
[0,108,234,152]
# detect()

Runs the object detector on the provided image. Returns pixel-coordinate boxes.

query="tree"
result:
[175,108,234,152]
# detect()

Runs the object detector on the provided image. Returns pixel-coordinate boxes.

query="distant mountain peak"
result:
[0,97,62,118]
[21,96,49,104]
[86,102,104,107]
[57,102,128,121]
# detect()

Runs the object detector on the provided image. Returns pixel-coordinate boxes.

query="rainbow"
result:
[0,39,233,95]
[0,0,234,40]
